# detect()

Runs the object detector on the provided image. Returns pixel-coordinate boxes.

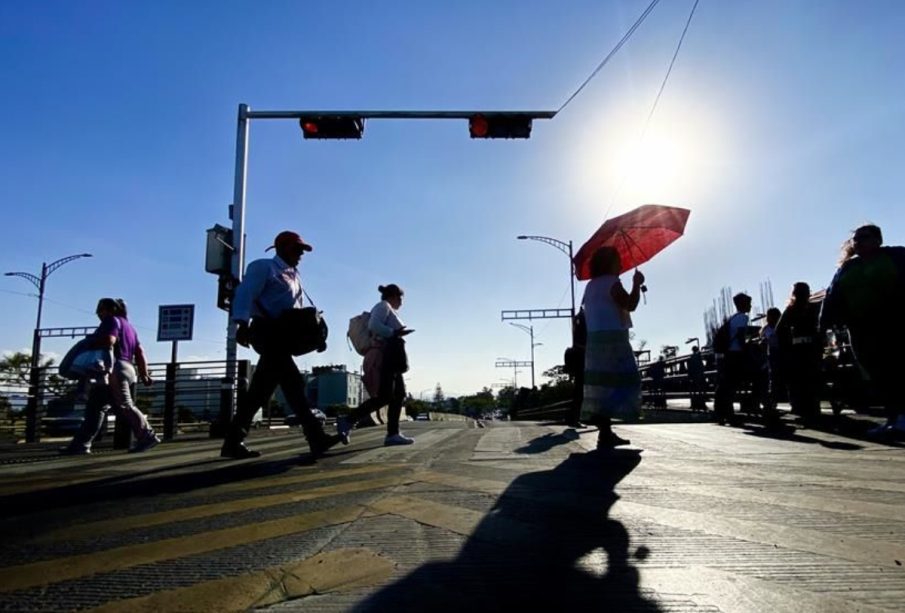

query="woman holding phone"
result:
[340,284,415,446]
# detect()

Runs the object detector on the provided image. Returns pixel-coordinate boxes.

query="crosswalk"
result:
[0,422,904,611]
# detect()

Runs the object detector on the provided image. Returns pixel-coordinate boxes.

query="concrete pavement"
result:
[0,418,904,611]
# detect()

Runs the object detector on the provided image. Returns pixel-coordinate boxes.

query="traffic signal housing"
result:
[299,116,364,140]
[468,113,533,139]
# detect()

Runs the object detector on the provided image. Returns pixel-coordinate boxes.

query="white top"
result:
[368,300,405,339]
[582,275,632,332]
[232,256,303,322]
[728,312,749,352]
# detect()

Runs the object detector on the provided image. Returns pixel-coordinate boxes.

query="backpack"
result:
[712,318,732,354]
[347,311,372,356]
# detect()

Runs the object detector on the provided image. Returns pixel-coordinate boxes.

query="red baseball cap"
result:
[266,231,313,253]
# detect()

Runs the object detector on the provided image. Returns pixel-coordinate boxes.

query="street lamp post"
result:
[516,235,576,321]
[509,322,541,389]
[5,253,93,442]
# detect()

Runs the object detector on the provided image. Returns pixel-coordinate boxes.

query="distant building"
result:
[307,364,364,412]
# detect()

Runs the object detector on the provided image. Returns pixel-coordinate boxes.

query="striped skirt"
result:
[581,329,642,422]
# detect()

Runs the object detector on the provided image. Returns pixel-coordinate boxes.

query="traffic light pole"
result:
[221,104,250,429]
[221,104,556,423]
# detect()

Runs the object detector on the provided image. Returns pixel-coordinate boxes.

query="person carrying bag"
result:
[220,230,345,460]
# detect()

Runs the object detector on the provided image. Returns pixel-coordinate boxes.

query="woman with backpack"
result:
[340,284,415,446]
[580,247,645,450]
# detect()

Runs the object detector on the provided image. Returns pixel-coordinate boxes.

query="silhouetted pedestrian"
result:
[563,307,587,428]
[713,292,753,425]
[777,283,822,423]
[339,284,415,446]
[687,345,707,411]
[647,356,666,408]
[220,231,345,459]
[820,224,905,436]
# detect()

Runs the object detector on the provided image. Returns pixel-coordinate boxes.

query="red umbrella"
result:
[573,204,690,280]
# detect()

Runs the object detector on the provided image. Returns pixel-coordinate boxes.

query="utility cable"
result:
[558,0,664,114]
[603,0,701,221]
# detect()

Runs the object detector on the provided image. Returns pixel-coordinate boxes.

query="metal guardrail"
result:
[0,360,249,445]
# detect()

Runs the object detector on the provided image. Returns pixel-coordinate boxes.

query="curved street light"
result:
[516,234,576,320]
[5,252,93,442]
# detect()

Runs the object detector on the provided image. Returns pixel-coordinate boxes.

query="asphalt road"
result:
[1,418,904,612]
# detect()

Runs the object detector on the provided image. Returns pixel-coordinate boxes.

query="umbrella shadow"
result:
[353,450,660,612]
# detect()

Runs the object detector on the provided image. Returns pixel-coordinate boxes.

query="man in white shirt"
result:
[220,230,344,459]
[714,292,752,425]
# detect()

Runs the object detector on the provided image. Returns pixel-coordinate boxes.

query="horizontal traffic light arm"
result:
[249,110,557,120]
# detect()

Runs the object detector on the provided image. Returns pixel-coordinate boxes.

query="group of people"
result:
[573,223,905,449]
[711,224,905,436]
[219,231,415,459]
[63,223,903,458]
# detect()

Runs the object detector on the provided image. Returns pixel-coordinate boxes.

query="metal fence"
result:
[0,360,249,445]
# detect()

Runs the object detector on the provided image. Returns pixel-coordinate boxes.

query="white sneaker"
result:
[384,433,415,446]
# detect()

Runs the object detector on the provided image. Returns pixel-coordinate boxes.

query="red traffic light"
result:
[468,113,533,139]
[469,114,489,138]
[299,116,364,140]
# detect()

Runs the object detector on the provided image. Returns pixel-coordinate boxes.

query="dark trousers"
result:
[852,332,905,421]
[228,350,325,444]
[349,367,406,436]
[714,352,748,420]
[566,363,584,425]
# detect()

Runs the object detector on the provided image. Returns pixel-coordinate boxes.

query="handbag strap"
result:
[302,288,317,309]
[253,288,318,320]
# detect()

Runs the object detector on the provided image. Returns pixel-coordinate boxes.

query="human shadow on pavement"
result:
[514,429,581,454]
[731,411,905,450]
[353,449,661,612]
[0,454,301,519]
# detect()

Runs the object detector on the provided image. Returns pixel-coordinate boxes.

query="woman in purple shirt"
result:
[62,298,159,454]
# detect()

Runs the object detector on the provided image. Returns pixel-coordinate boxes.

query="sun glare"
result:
[568,106,724,212]
[613,134,684,197]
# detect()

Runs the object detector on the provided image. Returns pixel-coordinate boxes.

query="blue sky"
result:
[2,0,903,396]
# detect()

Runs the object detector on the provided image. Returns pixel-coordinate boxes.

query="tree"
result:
[457,387,496,418]
[433,383,445,407]
[0,352,71,398]
[542,365,570,385]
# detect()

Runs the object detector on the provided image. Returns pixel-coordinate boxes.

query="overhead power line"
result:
[603,0,702,220]
[558,0,664,114]
[642,0,701,133]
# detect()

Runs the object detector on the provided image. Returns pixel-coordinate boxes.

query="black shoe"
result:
[220,442,261,459]
[307,433,342,458]
[597,432,631,450]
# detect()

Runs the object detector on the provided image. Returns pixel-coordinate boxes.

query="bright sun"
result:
[613,134,685,198]
[569,105,723,211]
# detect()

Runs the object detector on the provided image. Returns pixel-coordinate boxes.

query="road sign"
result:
[157,305,195,342]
